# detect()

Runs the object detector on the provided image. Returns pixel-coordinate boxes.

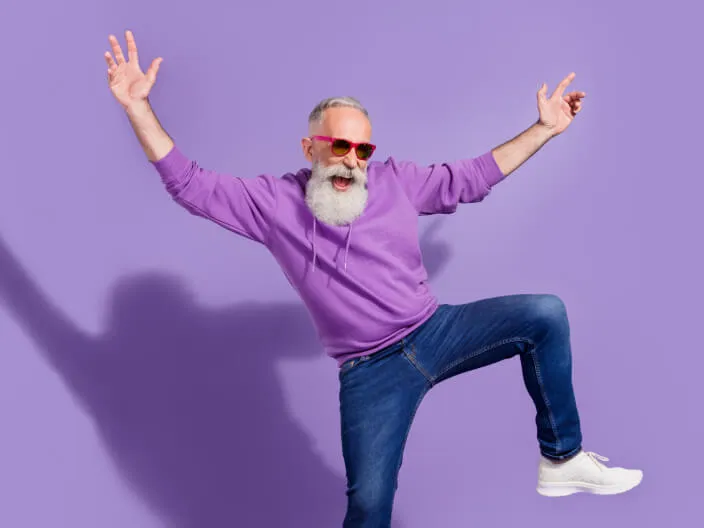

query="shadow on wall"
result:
[0,217,451,528]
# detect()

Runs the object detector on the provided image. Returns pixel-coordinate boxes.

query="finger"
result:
[104,51,117,70]
[109,34,126,64]
[125,29,139,64]
[553,72,576,99]
[145,57,163,84]
[563,91,582,102]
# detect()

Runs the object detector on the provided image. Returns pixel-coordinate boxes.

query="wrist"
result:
[533,120,558,142]
[125,99,153,120]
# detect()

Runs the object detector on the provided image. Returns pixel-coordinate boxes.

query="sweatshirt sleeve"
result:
[150,145,278,246]
[390,151,505,215]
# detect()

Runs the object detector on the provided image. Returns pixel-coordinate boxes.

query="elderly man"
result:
[105,29,642,528]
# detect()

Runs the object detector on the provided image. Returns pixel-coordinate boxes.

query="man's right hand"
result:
[104,29,173,162]
[105,30,162,111]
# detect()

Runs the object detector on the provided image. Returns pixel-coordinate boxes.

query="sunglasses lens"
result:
[356,144,373,160]
[331,139,351,156]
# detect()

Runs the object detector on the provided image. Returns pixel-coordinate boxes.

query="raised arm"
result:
[393,72,586,216]
[105,30,278,246]
[491,72,586,176]
[105,30,171,161]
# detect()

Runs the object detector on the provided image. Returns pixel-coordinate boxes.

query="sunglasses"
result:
[311,135,376,161]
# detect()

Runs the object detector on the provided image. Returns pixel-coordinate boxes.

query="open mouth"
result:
[332,176,353,191]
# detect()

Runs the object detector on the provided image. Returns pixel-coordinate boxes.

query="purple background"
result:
[1,1,702,526]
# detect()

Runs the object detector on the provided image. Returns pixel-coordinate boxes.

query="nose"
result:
[342,150,358,169]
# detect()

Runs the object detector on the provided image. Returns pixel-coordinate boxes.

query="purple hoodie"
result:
[151,145,504,366]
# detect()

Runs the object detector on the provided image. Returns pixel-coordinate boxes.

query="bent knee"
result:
[527,294,568,331]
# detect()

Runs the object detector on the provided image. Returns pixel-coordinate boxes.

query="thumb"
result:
[145,57,163,84]
[537,82,548,101]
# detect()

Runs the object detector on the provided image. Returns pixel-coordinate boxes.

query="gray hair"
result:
[308,96,370,126]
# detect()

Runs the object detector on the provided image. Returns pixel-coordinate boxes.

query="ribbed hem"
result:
[150,145,191,180]
[478,150,505,187]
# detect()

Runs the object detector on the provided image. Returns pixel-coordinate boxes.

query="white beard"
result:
[305,162,369,226]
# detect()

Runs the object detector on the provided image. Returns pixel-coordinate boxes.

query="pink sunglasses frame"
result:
[311,135,377,160]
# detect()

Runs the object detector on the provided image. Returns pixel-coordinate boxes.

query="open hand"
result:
[537,72,586,136]
[104,30,163,110]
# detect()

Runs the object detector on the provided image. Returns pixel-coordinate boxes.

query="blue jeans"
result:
[338,294,583,527]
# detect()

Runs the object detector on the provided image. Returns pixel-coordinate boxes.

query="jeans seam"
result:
[404,344,434,385]
[435,336,529,381]
[528,348,562,453]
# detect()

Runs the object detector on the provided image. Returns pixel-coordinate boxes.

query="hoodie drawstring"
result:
[312,218,317,272]
[344,224,352,272]
[311,217,353,273]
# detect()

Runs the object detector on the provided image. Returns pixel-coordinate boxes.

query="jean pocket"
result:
[339,354,371,376]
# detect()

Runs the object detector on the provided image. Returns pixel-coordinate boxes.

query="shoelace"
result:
[585,451,609,470]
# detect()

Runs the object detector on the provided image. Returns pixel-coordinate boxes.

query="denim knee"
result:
[345,478,395,526]
[528,294,569,334]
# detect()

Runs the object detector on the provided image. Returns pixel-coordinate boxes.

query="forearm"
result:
[491,121,555,176]
[125,99,175,162]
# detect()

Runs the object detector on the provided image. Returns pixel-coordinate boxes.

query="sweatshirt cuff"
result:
[150,145,191,181]
[477,150,505,187]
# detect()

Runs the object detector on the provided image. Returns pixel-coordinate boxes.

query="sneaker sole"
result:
[537,474,643,497]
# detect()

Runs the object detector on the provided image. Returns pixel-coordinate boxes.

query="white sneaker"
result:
[537,450,643,497]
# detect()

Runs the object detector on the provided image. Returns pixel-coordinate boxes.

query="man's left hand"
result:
[537,72,586,136]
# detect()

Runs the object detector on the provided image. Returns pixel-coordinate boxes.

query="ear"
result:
[301,137,314,163]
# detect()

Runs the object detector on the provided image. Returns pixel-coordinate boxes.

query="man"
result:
[105,29,642,527]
